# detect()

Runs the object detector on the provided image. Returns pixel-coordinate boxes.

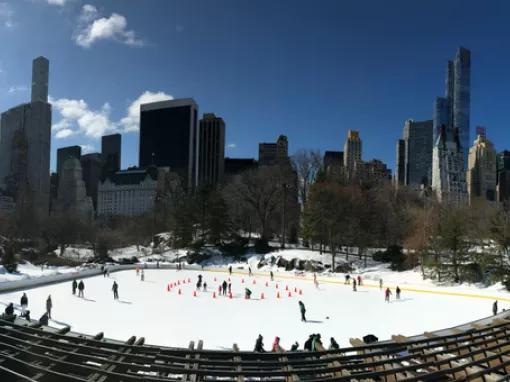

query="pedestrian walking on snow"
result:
[46,295,52,318]
[298,301,306,322]
[493,300,498,316]
[254,334,265,352]
[272,336,284,352]
[352,279,357,292]
[20,293,28,314]
[385,287,392,302]
[72,279,77,295]
[78,281,85,298]
[112,281,119,299]
[396,286,401,300]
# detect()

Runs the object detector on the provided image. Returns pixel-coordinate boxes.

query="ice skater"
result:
[344,274,350,284]
[270,270,274,281]
[298,300,306,322]
[493,300,498,316]
[248,267,253,276]
[112,281,119,299]
[245,288,252,299]
[78,280,85,298]
[203,282,207,292]
[254,334,265,352]
[385,287,392,302]
[396,286,401,300]
[313,273,319,288]
[229,265,232,276]
[357,275,362,286]
[72,279,77,295]
[140,269,145,281]
[20,293,28,315]
[222,280,228,296]
[352,279,357,292]
[379,279,383,290]
[46,295,52,319]
[228,282,232,294]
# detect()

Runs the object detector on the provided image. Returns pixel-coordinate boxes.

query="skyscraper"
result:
[395,139,406,187]
[0,57,51,219]
[343,130,362,177]
[497,151,510,202]
[101,133,121,179]
[198,113,225,186]
[431,48,470,204]
[81,153,102,210]
[401,119,433,187]
[467,134,497,203]
[259,135,289,166]
[139,98,199,190]
[57,145,81,181]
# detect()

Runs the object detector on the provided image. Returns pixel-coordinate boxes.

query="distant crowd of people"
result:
[254,333,339,353]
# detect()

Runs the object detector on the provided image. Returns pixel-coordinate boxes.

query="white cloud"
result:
[227,143,237,149]
[120,91,173,132]
[7,85,28,93]
[47,0,68,5]
[74,4,143,48]
[51,90,173,139]
[0,3,14,28]
[80,144,95,154]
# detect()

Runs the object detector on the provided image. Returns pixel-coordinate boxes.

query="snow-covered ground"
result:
[0,262,89,283]
[1,266,508,351]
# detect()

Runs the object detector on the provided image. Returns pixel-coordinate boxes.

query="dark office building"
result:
[139,98,198,190]
[198,113,225,186]
[57,145,81,180]
[224,158,258,177]
[497,151,510,202]
[323,151,343,169]
[81,153,102,210]
[259,135,289,166]
[395,139,406,187]
[101,134,121,179]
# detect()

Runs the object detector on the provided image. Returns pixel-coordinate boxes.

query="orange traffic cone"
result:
[228,278,231,282]
[261,293,265,299]
[178,289,182,295]
[265,282,268,287]
[241,279,244,284]
[187,278,191,283]
[214,277,217,282]
[288,292,292,297]
[285,285,289,291]
[277,292,280,298]
[294,287,297,293]
[276,284,279,289]
[178,280,181,285]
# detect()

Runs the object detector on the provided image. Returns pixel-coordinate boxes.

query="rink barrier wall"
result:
[0,263,202,294]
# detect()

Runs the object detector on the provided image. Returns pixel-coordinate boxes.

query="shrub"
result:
[254,239,272,254]
[372,245,408,271]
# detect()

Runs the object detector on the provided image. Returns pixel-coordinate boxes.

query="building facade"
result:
[259,135,289,166]
[0,57,51,219]
[101,134,121,179]
[97,167,167,217]
[343,130,362,177]
[497,151,510,202]
[403,119,433,187]
[467,134,497,203]
[395,139,406,187]
[139,98,199,190]
[198,113,225,186]
[57,146,81,181]
[81,153,102,210]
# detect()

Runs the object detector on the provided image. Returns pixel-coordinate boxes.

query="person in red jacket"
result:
[272,336,284,352]
[385,287,392,302]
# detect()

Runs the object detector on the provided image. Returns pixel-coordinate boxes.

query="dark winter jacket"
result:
[304,336,313,351]
[254,336,265,352]
[39,312,49,326]
[298,302,306,313]
[20,295,28,306]
[4,303,14,316]
[78,281,84,291]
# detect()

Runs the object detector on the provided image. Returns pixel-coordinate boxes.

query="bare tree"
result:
[291,149,322,206]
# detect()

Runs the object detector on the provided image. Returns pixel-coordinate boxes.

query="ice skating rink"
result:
[0,269,506,350]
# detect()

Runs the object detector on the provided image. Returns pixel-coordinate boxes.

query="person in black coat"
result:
[39,312,49,326]
[78,281,85,298]
[290,342,299,352]
[254,334,265,352]
[20,293,28,314]
[222,280,228,296]
[329,337,339,350]
[72,279,77,295]
[4,303,14,316]
[304,334,314,351]
[112,281,119,299]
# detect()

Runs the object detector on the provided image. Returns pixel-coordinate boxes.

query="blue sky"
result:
[0,0,509,172]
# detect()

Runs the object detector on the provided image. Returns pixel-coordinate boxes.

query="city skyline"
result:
[1,1,510,172]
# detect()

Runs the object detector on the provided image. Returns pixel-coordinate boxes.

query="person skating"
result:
[203,282,207,292]
[313,273,319,288]
[345,274,350,284]
[229,265,232,276]
[72,279,77,295]
[357,275,362,286]
[272,336,284,352]
[329,337,339,350]
[270,270,274,281]
[78,280,85,298]
[298,301,306,322]
[20,293,28,314]
[245,288,252,299]
[196,280,202,290]
[228,282,232,294]
[385,287,392,302]
[290,341,299,351]
[248,267,253,276]
[39,312,49,326]
[46,295,52,319]
[493,300,498,316]
[396,286,401,300]
[112,281,119,299]
[352,279,357,292]
[222,280,228,296]
[254,334,265,352]
[141,269,145,281]
[4,303,14,316]
[379,279,383,290]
